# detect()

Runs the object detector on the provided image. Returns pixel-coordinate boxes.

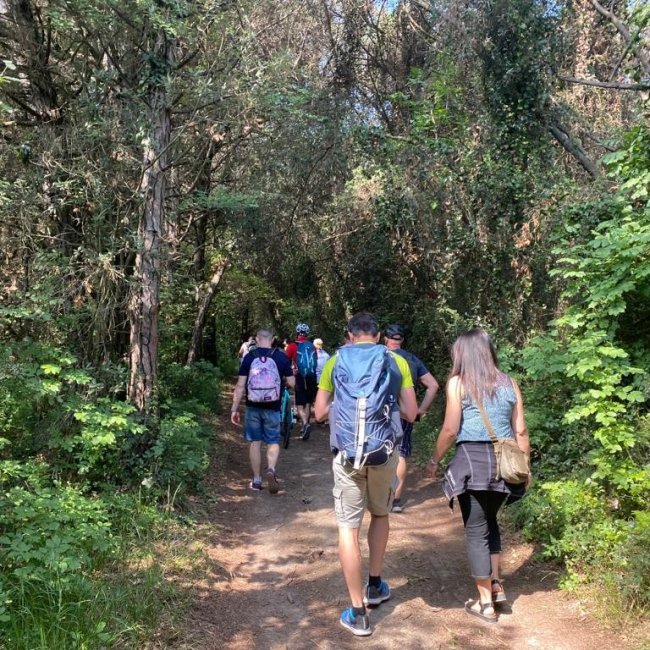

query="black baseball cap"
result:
[384,323,406,340]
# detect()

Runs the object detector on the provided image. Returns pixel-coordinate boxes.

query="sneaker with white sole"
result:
[363,580,391,606]
[391,498,404,513]
[248,479,263,491]
[340,608,371,636]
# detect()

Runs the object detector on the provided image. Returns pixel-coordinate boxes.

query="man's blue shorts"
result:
[399,419,413,457]
[244,407,281,445]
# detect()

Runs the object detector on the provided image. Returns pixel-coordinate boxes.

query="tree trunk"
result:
[128,30,175,414]
[186,259,228,365]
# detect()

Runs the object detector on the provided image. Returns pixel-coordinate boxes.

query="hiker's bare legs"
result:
[297,403,311,427]
[249,441,262,477]
[266,443,280,471]
[394,456,407,500]
[476,577,493,606]
[368,514,389,575]
[338,526,364,607]
[490,553,500,581]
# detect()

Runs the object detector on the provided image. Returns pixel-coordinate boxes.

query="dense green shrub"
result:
[0,466,115,581]
[515,125,650,613]
[147,410,210,495]
[159,361,222,412]
[0,342,96,459]
[0,484,182,650]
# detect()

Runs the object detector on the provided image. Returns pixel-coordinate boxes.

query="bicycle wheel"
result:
[281,391,292,449]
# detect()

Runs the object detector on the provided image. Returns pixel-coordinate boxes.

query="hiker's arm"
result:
[285,374,296,391]
[510,379,530,455]
[314,356,335,422]
[398,386,418,423]
[417,372,439,417]
[427,377,461,476]
[231,376,247,426]
[511,379,531,492]
[314,388,332,422]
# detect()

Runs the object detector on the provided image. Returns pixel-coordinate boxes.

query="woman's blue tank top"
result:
[456,372,517,443]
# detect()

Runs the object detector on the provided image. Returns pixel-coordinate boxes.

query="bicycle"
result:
[280,386,293,449]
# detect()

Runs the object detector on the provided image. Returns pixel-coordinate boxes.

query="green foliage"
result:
[525,125,650,501]
[64,399,145,478]
[0,464,115,582]
[0,342,96,459]
[510,479,608,560]
[0,0,648,636]
[479,0,557,147]
[160,361,222,413]
[148,410,209,494]
[0,488,186,650]
[517,125,650,612]
[510,480,650,612]
[619,510,650,608]
[184,187,261,212]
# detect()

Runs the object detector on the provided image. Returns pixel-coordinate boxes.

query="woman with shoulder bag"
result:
[426,328,532,624]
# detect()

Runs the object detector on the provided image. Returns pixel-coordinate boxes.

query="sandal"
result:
[491,579,507,604]
[464,599,498,624]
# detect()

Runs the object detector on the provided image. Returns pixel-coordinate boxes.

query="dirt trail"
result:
[175,400,647,650]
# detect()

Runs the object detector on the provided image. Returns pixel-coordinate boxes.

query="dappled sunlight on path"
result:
[173,398,646,650]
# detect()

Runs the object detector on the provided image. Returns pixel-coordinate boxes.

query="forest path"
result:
[174,387,644,650]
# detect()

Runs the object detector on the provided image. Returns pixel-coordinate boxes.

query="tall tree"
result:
[127,27,176,414]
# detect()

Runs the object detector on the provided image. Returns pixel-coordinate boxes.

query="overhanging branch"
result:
[549,122,600,179]
[559,76,650,91]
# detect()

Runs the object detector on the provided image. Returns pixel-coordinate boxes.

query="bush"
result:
[509,478,650,613]
[0,484,182,650]
[159,361,222,412]
[146,410,210,498]
[620,510,650,610]
[0,342,96,460]
[0,461,116,583]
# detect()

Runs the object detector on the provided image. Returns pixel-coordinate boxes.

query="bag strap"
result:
[354,397,368,470]
[475,395,499,444]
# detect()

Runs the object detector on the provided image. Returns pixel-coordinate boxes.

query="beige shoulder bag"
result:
[476,397,529,485]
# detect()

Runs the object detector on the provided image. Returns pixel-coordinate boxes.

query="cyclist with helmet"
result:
[384,323,440,512]
[285,323,318,440]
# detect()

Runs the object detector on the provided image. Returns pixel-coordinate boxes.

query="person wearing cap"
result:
[384,323,440,512]
[313,338,330,383]
[285,323,318,440]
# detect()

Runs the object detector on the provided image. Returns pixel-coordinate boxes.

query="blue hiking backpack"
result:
[331,344,402,469]
[296,340,317,377]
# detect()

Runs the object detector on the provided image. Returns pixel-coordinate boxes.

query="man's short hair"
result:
[256,328,274,342]
[347,312,379,337]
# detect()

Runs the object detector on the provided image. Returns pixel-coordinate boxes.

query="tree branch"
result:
[558,76,650,91]
[549,122,600,179]
[589,0,650,76]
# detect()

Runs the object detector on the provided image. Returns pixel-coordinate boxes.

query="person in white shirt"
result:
[313,338,330,383]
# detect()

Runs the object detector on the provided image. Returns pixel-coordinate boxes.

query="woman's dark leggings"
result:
[457,490,507,579]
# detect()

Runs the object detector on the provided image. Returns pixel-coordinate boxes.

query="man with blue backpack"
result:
[314,313,417,637]
[285,323,318,441]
